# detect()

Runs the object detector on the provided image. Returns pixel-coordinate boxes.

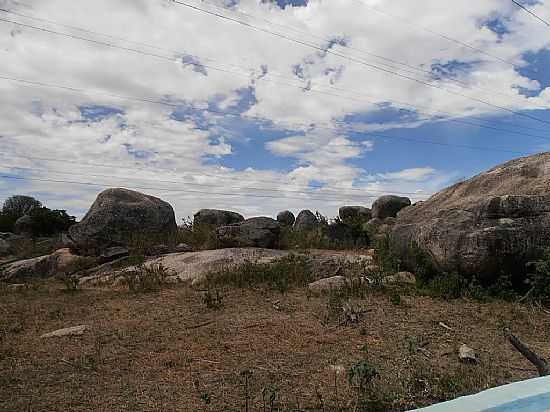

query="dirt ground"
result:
[1,278,549,412]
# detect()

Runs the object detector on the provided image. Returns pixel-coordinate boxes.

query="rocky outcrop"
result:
[277,210,295,227]
[67,188,177,255]
[391,152,550,280]
[193,209,244,227]
[372,196,411,219]
[1,248,94,281]
[216,217,281,248]
[339,206,371,224]
[14,215,33,236]
[294,210,319,231]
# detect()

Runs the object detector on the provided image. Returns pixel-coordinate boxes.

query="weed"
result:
[202,287,223,310]
[124,263,169,293]
[61,274,80,293]
[206,254,312,293]
[389,290,402,306]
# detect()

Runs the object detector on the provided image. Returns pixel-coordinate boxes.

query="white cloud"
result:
[0,0,548,220]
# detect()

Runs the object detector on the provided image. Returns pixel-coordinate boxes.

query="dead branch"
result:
[504,328,550,376]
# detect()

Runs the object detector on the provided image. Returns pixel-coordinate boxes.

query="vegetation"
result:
[206,254,312,293]
[123,263,170,293]
[0,195,75,236]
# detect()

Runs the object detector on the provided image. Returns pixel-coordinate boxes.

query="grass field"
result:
[1,276,549,411]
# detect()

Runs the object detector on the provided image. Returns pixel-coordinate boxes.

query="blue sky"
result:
[0,0,550,219]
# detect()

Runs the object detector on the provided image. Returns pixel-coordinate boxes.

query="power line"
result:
[512,0,550,28]
[192,0,537,106]
[0,163,416,200]
[1,12,548,138]
[0,74,533,155]
[169,0,550,126]
[353,0,522,68]
[0,174,429,202]
[0,154,427,197]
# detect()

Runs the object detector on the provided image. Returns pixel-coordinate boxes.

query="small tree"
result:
[2,195,42,218]
[29,208,76,236]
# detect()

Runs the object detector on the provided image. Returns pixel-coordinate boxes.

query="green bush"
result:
[124,264,169,293]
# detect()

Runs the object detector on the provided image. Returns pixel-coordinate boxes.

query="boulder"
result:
[391,152,550,280]
[216,217,281,249]
[193,209,244,227]
[67,188,177,255]
[277,210,295,227]
[1,248,93,281]
[294,210,319,231]
[372,195,411,219]
[100,246,129,262]
[174,243,193,253]
[339,206,371,224]
[308,276,348,293]
[0,233,25,257]
[13,215,33,236]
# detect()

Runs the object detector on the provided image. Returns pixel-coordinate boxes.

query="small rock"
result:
[384,271,416,284]
[174,243,193,253]
[147,244,170,256]
[308,276,348,293]
[40,325,89,338]
[100,246,129,262]
[458,344,478,363]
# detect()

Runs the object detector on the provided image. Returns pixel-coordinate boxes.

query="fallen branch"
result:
[504,328,550,376]
[186,320,215,330]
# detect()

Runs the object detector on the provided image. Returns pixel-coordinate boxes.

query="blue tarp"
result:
[410,376,550,412]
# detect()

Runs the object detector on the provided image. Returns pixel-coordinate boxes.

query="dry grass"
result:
[1,278,549,411]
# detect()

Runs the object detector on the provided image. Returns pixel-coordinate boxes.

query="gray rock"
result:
[100,246,129,262]
[391,152,550,280]
[174,243,193,253]
[294,210,319,231]
[458,344,478,363]
[194,209,244,227]
[339,206,371,224]
[363,218,384,234]
[14,215,33,236]
[40,325,88,338]
[372,195,411,219]
[68,188,177,255]
[216,217,281,248]
[1,248,93,281]
[277,210,295,227]
[308,276,348,293]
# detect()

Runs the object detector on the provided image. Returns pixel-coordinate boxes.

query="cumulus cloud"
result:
[0,0,548,219]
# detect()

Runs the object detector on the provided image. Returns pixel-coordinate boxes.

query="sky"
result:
[1,0,550,222]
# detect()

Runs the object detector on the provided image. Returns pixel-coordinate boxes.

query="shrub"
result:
[176,218,219,250]
[529,250,550,306]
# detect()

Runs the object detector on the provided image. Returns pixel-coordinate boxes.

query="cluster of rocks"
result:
[2,152,550,284]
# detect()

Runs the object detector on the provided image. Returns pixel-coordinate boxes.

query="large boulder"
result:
[372,195,411,219]
[294,210,319,231]
[67,188,177,255]
[277,210,295,227]
[339,206,371,224]
[193,209,244,227]
[391,152,550,280]
[216,217,281,248]
[14,215,33,236]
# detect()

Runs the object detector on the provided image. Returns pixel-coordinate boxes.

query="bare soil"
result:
[1,276,549,411]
